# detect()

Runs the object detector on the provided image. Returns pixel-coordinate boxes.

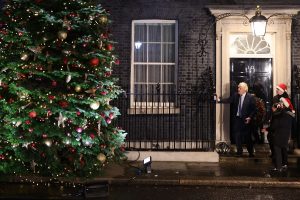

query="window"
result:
[131,20,177,108]
[230,34,272,57]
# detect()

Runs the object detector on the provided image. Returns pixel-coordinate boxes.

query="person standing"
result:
[219,82,257,157]
[266,83,295,171]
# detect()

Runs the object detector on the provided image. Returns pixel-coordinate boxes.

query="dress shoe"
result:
[248,154,255,158]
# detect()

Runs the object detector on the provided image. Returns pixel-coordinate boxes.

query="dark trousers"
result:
[234,117,254,155]
[274,145,288,169]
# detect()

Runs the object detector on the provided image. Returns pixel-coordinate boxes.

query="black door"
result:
[230,58,272,143]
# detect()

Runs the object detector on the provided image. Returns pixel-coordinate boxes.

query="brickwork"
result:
[101,0,216,93]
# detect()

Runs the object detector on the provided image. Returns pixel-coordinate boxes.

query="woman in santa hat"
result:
[267,83,295,172]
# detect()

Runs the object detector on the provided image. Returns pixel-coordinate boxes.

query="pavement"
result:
[1,146,300,199]
[98,148,300,189]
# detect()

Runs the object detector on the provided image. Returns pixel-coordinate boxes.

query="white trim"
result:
[130,20,178,110]
[208,5,300,145]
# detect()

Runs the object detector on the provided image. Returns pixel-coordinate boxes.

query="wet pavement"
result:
[1,150,300,199]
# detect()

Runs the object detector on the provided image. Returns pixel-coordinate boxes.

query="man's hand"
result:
[245,117,251,124]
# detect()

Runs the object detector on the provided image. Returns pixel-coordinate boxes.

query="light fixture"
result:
[143,156,152,174]
[250,5,268,36]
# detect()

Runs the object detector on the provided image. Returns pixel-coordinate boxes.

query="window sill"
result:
[127,107,180,115]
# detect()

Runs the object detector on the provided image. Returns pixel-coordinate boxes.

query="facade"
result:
[101,0,300,154]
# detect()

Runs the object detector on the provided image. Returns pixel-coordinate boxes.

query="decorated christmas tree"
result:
[0,0,126,177]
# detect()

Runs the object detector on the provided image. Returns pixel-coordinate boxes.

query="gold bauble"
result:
[74,85,81,92]
[58,30,68,40]
[97,153,106,162]
[99,15,108,24]
[20,52,29,61]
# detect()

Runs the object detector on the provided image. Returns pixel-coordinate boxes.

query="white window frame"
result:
[130,20,178,111]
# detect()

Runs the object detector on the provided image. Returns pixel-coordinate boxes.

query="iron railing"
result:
[114,91,216,151]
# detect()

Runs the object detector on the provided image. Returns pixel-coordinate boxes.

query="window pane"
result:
[134,24,147,42]
[134,65,147,83]
[134,43,147,62]
[162,44,175,63]
[162,65,175,83]
[148,84,160,102]
[148,44,161,62]
[134,84,147,101]
[148,25,161,42]
[162,24,175,42]
[148,65,161,83]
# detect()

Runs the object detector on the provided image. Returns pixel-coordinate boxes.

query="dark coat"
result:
[269,109,293,148]
[220,92,257,121]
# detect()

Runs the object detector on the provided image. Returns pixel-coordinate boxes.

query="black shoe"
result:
[249,154,255,158]
[281,165,288,171]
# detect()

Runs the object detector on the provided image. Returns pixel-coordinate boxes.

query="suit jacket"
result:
[220,92,257,121]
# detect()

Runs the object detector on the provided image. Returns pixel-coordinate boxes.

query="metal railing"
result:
[114,91,216,151]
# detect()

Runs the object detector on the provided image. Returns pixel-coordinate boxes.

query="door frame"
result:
[207,5,300,144]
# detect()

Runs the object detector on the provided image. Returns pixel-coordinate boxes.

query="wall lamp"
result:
[197,5,292,59]
[214,5,289,37]
[249,5,267,36]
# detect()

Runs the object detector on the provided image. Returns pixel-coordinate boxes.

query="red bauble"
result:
[29,111,37,118]
[106,44,113,51]
[52,81,57,87]
[105,72,112,77]
[89,58,100,67]
[90,133,95,139]
[115,59,120,65]
[106,117,112,124]
[59,100,69,108]
[63,57,68,65]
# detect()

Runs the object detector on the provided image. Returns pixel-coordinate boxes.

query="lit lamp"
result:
[143,156,152,174]
[250,5,268,36]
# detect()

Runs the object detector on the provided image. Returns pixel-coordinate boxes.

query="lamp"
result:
[143,156,152,174]
[250,5,267,36]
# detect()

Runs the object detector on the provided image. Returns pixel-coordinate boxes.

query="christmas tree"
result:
[0,0,126,177]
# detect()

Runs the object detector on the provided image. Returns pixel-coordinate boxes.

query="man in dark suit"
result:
[219,82,257,157]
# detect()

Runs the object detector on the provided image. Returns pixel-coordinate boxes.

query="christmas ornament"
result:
[20,52,29,61]
[106,44,113,51]
[85,88,97,95]
[58,30,68,40]
[90,101,100,110]
[57,112,67,128]
[15,121,22,127]
[76,127,83,133]
[59,100,69,108]
[29,111,37,118]
[97,153,106,162]
[106,118,112,124]
[89,57,100,67]
[28,46,44,54]
[74,85,82,92]
[30,160,37,173]
[99,15,108,24]
[52,81,57,87]
[66,75,72,83]
[43,139,52,147]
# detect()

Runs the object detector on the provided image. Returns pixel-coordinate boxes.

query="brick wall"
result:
[100,0,216,93]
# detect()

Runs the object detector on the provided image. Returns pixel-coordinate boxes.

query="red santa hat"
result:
[276,83,287,93]
[280,97,295,112]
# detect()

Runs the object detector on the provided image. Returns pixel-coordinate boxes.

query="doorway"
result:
[230,58,272,143]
